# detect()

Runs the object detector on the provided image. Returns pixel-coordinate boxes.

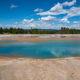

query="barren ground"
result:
[0,57,80,80]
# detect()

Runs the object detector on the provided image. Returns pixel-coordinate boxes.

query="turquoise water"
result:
[0,40,80,59]
[0,40,16,44]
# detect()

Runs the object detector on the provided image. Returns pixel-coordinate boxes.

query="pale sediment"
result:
[0,34,80,41]
[0,57,80,80]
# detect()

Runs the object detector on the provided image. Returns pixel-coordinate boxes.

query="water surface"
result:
[0,40,80,59]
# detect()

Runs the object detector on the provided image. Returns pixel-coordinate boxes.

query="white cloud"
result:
[0,20,59,29]
[1,20,80,29]
[50,3,63,12]
[36,0,80,20]
[41,16,57,22]
[37,2,65,16]
[40,16,70,23]
[37,0,75,16]
[68,23,80,29]
[14,22,18,24]
[59,18,70,23]
[37,5,65,15]
[62,0,76,6]
[22,19,34,24]
[10,4,18,9]
[63,7,80,19]
[73,21,79,23]
[34,8,44,12]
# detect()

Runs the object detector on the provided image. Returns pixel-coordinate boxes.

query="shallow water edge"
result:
[0,37,80,59]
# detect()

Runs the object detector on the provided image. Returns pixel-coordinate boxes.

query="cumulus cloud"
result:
[40,16,70,23]
[73,21,79,23]
[62,0,76,6]
[36,0,79,19]
[50,3,63,12]
[37,2,66,16]
[34,8,44,12]
[1,20,80,29]
[63,7,80,19]
[10,4,18,9]
[41,16,57,22]
[59,18,70,23]
[0,20,59,29]
[22,19,34,24]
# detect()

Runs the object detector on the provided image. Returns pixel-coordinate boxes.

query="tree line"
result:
[0,27,80,34]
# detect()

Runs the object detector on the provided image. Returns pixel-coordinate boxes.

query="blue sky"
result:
[0,0,80,29]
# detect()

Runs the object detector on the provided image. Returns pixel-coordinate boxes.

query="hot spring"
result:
[0,40,80,59]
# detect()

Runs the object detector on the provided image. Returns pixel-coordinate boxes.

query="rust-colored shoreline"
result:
[1,37,80,42]
[0,56,20,59]
[0,56,80,61]
[0,38,80,60]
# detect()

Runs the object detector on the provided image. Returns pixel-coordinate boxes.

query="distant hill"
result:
[25,29,59,31]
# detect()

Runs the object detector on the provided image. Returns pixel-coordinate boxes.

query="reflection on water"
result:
[0,40,80,59]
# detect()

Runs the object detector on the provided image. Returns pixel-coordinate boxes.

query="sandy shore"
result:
[0,57,80,80]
